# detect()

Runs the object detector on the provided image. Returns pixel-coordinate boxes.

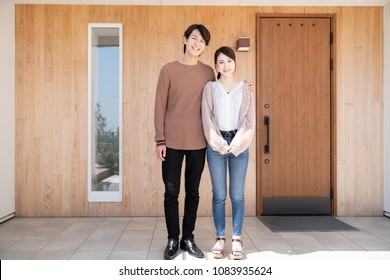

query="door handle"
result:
[264,116,270,154]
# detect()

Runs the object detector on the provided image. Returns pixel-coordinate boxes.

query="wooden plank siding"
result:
[15,5,383,216]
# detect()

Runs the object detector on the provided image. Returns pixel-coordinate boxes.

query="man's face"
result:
[183,29,206,57]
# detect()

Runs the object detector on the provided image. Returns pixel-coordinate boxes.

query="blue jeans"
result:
[206,139,249,236]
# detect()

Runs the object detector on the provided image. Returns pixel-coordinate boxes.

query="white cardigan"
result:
[201,80,256,156]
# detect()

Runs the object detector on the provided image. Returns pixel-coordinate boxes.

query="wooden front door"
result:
[256,16,333,215]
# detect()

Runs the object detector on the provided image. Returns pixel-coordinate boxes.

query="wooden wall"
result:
[15,5,383,217]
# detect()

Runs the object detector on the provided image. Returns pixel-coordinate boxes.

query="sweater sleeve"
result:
[230,88,256,157]
[201,81,230,154]
[154,67,169,146]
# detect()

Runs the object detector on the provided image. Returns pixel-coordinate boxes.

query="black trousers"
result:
[162,147,206,240]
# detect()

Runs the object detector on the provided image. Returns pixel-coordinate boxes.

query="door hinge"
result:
[330,32,333,44]
[330,59,333,71]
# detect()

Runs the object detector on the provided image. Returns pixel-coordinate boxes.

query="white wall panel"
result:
[0,0,15,222]
[384,3,390,217]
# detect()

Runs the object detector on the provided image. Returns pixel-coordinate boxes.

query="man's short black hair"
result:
[183,24,211,53]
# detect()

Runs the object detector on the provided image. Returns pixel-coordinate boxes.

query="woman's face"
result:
[215,52,236,78]
[183,29,206,57]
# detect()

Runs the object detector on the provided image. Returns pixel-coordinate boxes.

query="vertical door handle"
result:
[264,116,270,154]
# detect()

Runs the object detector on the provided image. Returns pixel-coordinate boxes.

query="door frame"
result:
[255,13,337,216]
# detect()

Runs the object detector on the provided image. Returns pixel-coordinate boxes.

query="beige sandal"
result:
[211,237,225,259]
[231,238,243,260]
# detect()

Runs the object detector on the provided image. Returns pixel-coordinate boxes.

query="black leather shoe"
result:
[164,239,179,260]
[180,238,204,258]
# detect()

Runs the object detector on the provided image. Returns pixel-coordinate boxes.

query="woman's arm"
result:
[229,87,256,156]
[201,81,229,155]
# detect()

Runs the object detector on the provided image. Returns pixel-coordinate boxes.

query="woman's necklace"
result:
[220,80,238,94]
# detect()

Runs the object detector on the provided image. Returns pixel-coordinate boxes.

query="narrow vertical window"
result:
[88,24,122,202]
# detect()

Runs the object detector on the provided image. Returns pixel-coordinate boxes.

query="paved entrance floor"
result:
[1,216,390,260]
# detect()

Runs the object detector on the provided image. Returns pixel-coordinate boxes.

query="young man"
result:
[154,24,215,260]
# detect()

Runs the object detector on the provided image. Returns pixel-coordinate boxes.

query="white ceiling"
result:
[13,0,390,6]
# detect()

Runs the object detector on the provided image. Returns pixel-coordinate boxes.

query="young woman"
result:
[201,46,255,260]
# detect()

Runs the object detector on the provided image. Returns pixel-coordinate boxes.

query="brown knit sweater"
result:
[154,61,215,150]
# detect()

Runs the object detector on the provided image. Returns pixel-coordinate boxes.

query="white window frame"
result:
[87,23,123,202]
